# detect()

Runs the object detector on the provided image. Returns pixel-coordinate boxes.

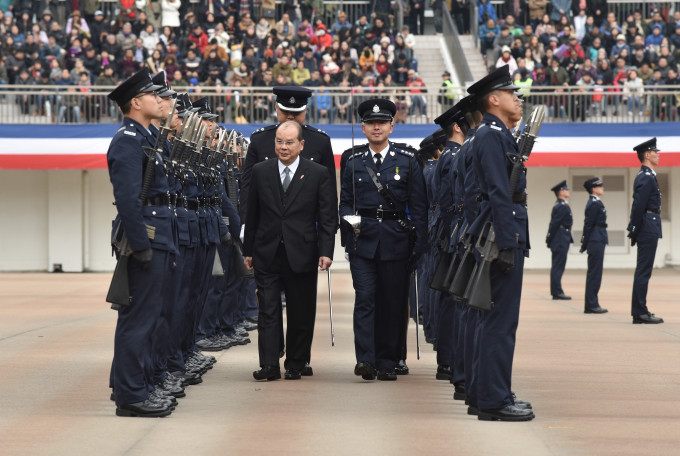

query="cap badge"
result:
[289,96,296,104]
[373,104,380,113]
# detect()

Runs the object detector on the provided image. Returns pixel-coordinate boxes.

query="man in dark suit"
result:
[580,177,608,314]
[628,138,664,324]
[244,121,338,381]
[546,180,573,300]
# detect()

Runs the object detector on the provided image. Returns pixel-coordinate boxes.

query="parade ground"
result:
[0,268,679,456]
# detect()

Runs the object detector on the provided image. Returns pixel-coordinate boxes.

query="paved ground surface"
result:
[1,269,679,456]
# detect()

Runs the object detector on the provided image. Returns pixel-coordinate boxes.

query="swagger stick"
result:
[413,269,421,360]
[328,268,335,346]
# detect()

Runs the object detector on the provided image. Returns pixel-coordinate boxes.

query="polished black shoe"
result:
[301,363,313,376]
[425,337,436,345]
[354,362,376,380]
[633,313,664,324]
[552,293,572,300]
[395,360,409,375]
[585,306,608,314]
[377,369,397,381]
[453,384,467,401]
[467,406,479,416]
[478,405,535,421]
[253,365,281,381]
[242,320,258,331]
[171,370,202,386]
[116,400,172,417]
[284,368,302,380]
[157,382,185,399]
[511,392,532,409]
[436,364,452,381]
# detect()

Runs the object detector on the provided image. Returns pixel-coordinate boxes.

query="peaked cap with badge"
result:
[551,180,569,195]
[357,98,396,122]
[192,97,219,119]
[272,86,313,112]
[434,95,474,129]
[467,65,519,97]
[583,177,603,193]
[152,70,176,98]
[633,137,660,161]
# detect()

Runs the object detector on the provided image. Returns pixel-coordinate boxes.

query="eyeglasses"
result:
[275,139,298,146]
[134,92,159,100]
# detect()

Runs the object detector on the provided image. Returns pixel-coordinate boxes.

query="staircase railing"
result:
[442,2,475,87]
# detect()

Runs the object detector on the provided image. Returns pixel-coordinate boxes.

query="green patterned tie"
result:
[283,166,291,191]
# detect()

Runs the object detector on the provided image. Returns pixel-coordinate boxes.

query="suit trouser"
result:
[550,244,568,296]
[476,248,525,410]
[255,243,318,370]
[111,250,171,406]
[631,237,658,316]
[350,254,409,370]
[585,242,605,309]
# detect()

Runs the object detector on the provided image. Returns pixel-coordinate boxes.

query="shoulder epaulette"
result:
[303,124,329,137]
[252,124,278,135]
[392,141,417,154]
[394,148,415,158]
[343,143,369,155]
[346,151,364,162]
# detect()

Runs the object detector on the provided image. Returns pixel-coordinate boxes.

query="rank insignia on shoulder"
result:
[490,125,502,131]
[124,130,136,136]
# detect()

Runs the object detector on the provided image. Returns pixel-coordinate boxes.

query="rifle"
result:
[448,225,475,300]
[463,221,498,312]
[430,219,460,292]
[507,105,546,193]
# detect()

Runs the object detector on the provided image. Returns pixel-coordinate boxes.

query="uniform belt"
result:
[560,225,571,231]
[478,192,527,204]
[357,208,406,220]
[646,208,660,214]
[170,194,177,206]
[176,196,186,208]
[596,223,608,227]
[186,199,200,211]
[212,196,222,206]
[144,195,171,206]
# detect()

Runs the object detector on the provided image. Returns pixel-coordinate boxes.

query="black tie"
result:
[374,153,382,169]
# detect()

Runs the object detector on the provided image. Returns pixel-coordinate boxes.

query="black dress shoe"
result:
[467,406,479,416]
[436,364,452,381]
[633,313,664,324]
[425,337,436,345]
[354,362,376,380]
[284,368,302,380]
[585,306,608,314]
[511,392,532,409]
[253,365,281,381]
[453,384,467,401]
[552,293,572,300]
[395,360,409,375]
[478,405,535,421]
[377,369,397,381]
[301,363,313,376]
[116,400,172,417]
[170,370,202,386]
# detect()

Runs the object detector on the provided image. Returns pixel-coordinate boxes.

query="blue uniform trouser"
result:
[550,244,568,296]
[476,248,525,410]
[169,245,196,373]
[464,307,482,408]
[585,242,605,310]
[451,299,467,386]
[351,254,410,370]
[436,295,455,366]
[631,237,658,316]
[111,250,171,406]
[216,245,240,334]
[152,253,177,384]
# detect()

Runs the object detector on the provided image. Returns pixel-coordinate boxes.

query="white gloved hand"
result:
[344,252,349,261]
[240,224,245,243]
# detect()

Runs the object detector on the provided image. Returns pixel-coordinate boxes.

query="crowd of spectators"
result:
[476,1,680,120]
[0,0,426,123]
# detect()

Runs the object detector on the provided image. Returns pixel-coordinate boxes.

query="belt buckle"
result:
[376,208,384,221]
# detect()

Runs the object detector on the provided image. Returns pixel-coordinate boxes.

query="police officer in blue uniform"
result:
[107,68,177,417]
[465,66,534,421]
[339,99,427,381]
[546,180,573,300]
[628,138,664,324]
[580,177,608,314]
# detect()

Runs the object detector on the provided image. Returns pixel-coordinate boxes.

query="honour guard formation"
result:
[105,65,666,421]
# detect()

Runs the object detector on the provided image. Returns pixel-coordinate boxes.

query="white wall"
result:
[0,166,675,272]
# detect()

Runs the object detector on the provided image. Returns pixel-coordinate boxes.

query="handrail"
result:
[442,2,475,86]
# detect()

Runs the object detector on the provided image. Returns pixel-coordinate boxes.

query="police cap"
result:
[467,65,519,97]
[108,68,162,107]
[583,177,603,193]
[192,97,219,119]
[273,85,312,112]
[633,137,660,160]
[432,128,448,149]
[551,180,569,194]
[358,98,396,122]
[418,138,438,160]
[434,95,473,128]
[176,93,192,117]
[152,70,176,98]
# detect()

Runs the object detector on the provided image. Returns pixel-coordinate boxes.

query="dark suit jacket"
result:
[243,156,337,273]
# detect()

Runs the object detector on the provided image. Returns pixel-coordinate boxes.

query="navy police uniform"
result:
[465,66,534,420]
[339,99,427,380]
[628,138,663,323]
[107,69,176,416]
[580,177,608,313]
[546,180,573,299]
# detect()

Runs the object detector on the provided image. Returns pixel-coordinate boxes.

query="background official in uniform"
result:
[580,177,608,314]
[244,121,337,381]
[546,180,573,300]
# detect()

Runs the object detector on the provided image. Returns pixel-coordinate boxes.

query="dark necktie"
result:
[283,167,291,191]
[374,153,382,169]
